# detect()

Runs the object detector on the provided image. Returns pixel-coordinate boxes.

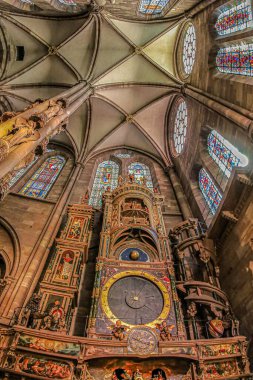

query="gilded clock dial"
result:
[108,276,164,325]
[128,327,157,354]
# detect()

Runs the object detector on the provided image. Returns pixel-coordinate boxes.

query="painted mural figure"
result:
[55,251,74,281]
[68,218,82,239]
[41,301,66,332]
[132,368,143,380]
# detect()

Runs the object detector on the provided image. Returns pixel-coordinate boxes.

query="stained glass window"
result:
[9,156,39,189]
[215,1,253,36]
[183,24,196,75]
[199,168,222,215]
[128,162,153,189]
[114,153,131,159]
[139,0,170,15]
[208,130,248,177]
[19,156,65,199]
[173,100,188,154]
[89,161,119,208]
[216,43,253,76]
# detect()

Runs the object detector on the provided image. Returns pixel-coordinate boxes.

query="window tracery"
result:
[208,130,248,177]
[128,162,153,189]
[139,0,170,15]
[199,168,222,215]
[173,100,188,155]
[216,43,253,76]
[89,161,119,208]
[183,24,196,75]
[19,155,66,199]
[215,1,253,36]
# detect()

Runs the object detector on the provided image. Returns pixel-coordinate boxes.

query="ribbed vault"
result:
[0,7,187,165]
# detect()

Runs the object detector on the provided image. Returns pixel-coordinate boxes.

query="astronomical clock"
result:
[87,180,185,348]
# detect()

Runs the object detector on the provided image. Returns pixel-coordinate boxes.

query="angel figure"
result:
[156,320,175,341]
[111,320,128,341]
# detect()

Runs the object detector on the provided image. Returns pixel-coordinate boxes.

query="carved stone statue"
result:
[0,115,44,162]
[39,98,66,123]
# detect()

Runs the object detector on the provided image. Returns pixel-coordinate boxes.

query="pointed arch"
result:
[207,130,248,178]
[89,160,119,208]
[19,155,66,199]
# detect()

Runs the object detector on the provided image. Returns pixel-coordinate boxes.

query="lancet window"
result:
[183,24,196,75]
[199,168,222,215]
[19,155,66,199]
[215,1,253,36]
[138,0,170,15]
[89,161,119,208]
[173,100,188,154]
[128,162,153,189]
[216,43,253,76]
[208,130,248,177]
[9,156,38,188]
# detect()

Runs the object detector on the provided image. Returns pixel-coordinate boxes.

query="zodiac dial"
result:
[128,327,158,354]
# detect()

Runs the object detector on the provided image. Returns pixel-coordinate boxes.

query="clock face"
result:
[108,276,164,325]
[128,327,157,355]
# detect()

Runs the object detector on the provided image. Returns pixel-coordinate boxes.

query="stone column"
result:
[165,166,192,220]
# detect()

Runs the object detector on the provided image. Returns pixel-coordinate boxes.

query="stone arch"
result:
[0,216,21,278]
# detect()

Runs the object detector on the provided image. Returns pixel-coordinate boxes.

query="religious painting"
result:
[202,343,240,358]
[40,294,66,332]
[18,355,72,379]
[18,334,80,356]
[87,357,190,380]
[54,250,75,283]
[204,359,239,378]
[67,217,84,240]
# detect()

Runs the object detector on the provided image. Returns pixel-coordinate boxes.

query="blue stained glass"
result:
[215,1,252,36]
[19,156,65,199]
[128,162,153,189]
[208,130,248,178]
[216,43,253,76]
[139,0,170,15]
[199,168,222,215]
[9,156,38,188]
[89,161,119,208]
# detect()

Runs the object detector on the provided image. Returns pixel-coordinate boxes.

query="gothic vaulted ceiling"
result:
[0,2,200,166]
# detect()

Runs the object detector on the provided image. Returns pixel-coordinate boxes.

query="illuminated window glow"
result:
[19,156,65,199]
[173,100,188,155]
[10,156,38,188]
[128,162,153,189]
[183,24,196,75]
[216,43,253,76]
[139,0,170,15]
[215,1,253,36]
[199,168,222,215]
[208,130,248,177]
[89,161,119,208]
